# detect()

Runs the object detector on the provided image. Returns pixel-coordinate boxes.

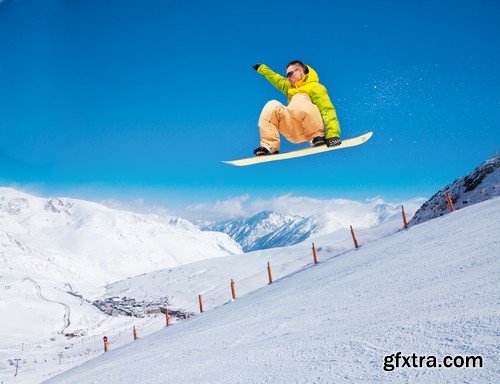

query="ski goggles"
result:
[286,68,300,78]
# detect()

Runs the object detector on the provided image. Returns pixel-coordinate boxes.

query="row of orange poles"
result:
[104,199,458,353]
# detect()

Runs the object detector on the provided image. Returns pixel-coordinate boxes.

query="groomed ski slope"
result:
[44,198,500,384]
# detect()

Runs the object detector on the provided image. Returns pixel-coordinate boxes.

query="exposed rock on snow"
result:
[409,156,499,226]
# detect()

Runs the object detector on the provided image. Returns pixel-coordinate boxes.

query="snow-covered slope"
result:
[204,200,420,252]
[103,214,411,315]
[43,198,500,384]
[409,156,499,226]
[0,188,243,383]
[0,187,242,294]
[0,187,243,375]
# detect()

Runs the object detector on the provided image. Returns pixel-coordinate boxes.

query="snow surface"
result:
[104,215,410,315]
[0,187,241,383]
[0,186,423,384]
[40,198,500,384]
[0,187,241,294]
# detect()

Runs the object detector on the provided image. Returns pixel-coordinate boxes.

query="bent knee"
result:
[263,100,284,110]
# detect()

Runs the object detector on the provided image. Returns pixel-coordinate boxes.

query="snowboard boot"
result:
[325,137,342,147]
[253,146,279,156]
[311,136,326,147]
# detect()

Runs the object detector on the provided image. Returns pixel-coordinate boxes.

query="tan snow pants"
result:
[258,93,325,151]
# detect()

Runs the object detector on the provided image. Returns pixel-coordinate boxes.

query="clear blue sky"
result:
[0,0,498,207]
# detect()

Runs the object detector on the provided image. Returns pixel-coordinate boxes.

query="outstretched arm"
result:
[253,64,290,97]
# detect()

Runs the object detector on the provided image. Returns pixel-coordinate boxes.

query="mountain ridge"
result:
[409,156,499,226]
[0,187,242,295]
[203,201,412,252]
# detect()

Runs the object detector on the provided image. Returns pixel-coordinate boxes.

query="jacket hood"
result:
[294,65,319,88]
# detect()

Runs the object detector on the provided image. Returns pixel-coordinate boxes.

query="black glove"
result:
[253,64,261,71]
[325,137,342,147]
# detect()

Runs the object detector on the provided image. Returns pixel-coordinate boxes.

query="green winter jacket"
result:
[257,64,341,139]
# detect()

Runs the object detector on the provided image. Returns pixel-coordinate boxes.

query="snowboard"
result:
[223,131,373,167]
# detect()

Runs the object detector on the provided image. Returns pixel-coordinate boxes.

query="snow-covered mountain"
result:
[202,211,304,251]
[249,215,317,250]
[204,201,413,251]
[0,188,243,383]
[42,197,500,384]
[409,156,499,226]
[3,158,498,383]
[0,187,242,295]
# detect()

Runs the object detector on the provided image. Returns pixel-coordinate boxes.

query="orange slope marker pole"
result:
[103,336,109,352]
[230,279,237,300]
[401,205,409,229]
[312,243,318,265]
[165,305,170,327]
[445,192,455,212]
[350,225,359,249]
[267,262,273,285]
[198,294,204,313]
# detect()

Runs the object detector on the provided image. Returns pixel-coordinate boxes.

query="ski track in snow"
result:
[23,278,71,334]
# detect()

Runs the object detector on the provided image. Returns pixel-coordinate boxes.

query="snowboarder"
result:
[252,61,342,156]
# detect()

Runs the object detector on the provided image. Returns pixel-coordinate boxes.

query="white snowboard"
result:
[223,132,373,167]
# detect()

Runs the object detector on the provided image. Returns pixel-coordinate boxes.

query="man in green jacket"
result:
[253,60,342,156]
